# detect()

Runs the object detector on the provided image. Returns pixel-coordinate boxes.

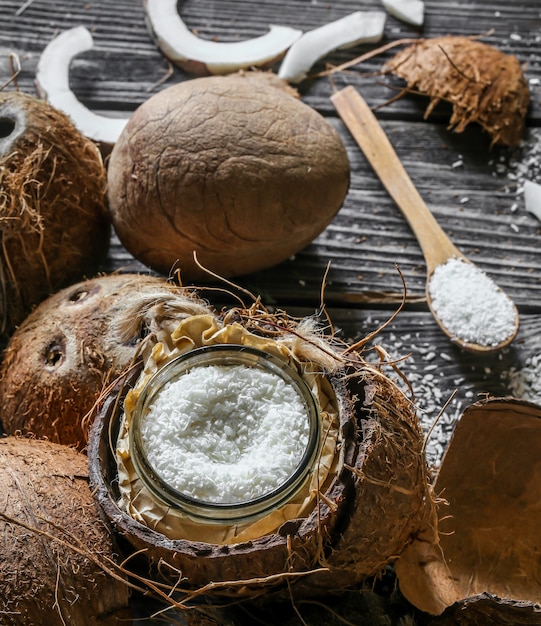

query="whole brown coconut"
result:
[107,72,350,280]
[0,91,110,342]
[0,436,130,625]
[0,272,212,449]
[384,36,530,147]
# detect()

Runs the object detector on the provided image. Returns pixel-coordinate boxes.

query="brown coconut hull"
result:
[107,72,350,280]
[0,436,130,625]
[0,272,211,449]
[0,91,111,342]
[88,361,432,601]
[396,397,541,621]
[384,36,530,148]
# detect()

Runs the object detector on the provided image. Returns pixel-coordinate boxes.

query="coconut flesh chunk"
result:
[35,26,129,147]
[523,179,541,222]
[382,0,424,27]
[278,11,386,84]
[144,0,302,75]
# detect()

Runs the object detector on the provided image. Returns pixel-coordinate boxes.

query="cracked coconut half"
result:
[383,35,530,148]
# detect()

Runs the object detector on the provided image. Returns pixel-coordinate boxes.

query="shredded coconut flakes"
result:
[428,257,516,347]
[140,363,310,504]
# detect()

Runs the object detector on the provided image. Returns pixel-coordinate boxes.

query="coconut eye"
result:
[0,117,15,139]
[44,340,65,369]
[67,285,98,304]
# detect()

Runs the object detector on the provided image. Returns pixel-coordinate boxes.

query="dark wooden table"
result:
[5,0,541,453]
[3,0,541,622]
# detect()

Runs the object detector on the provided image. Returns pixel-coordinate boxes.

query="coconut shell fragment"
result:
[383,36,530,147]
[107,71,350,280]
[0,273,213,449]
[0,436,130,625]
[395,397,541,621]
[0,91,111,343]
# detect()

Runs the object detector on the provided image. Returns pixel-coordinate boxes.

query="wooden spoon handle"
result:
[331,85,462,272]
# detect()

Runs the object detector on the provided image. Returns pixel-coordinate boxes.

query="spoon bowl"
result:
[331,86,519,353]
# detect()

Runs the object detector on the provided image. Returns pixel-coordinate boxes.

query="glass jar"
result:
[129,344,321,524]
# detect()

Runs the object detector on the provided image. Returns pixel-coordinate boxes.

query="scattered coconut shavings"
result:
[503,355,541,404]
[428,258,517,347]
[383,36,530,147]
[381,0,424,27]
[278,11,386,84]
[144,0,301,76]
[36,26,129,147]
[523,179,541,221]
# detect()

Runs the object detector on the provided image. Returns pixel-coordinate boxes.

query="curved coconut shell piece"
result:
[88,340,434,601]
[0,273,212,449]
[0,91,111,342]
[0,436,130,625]
[383,36,530,147]
[395,397,541,621]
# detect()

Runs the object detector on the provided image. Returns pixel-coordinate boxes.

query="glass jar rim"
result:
[129,344,321,523]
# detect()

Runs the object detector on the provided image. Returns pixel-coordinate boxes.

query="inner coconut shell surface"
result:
[88,307,434,600]
[395,397,541,619]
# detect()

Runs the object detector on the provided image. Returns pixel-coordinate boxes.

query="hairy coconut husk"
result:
[88,305,435,602]
[0,436,130,625]
[383,36,530,147]
[395,397,541,622]
[0,91,111,343]
[0,272,213,449]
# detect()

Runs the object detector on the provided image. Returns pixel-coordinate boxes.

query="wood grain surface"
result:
[2,1,541,623]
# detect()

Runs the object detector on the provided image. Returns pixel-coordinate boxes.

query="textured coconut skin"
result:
[107,72,350,280]
[89,361,432,600]
[0,91,110,343]
[0,437,130,625]
[0,273,211,449]
[384,36,530,148]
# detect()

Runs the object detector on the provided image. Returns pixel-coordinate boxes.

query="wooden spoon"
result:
[331,85,519,353]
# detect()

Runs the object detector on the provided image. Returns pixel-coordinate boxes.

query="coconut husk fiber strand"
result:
[395,397,541,620]
[384,36,530,147]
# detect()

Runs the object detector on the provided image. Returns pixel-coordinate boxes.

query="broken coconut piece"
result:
[381,0,424,27]
[278,11,386,84]
[395,397,541,620]
[383,36,530,147]
[523,179,541,222]
[143,0,301,76]
[35,26,129,147]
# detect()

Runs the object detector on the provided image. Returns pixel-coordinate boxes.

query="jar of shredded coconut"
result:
[128,344,321,524]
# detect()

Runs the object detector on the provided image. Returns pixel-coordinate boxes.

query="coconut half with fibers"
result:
[0,91,110,342]
[89,302,436,601]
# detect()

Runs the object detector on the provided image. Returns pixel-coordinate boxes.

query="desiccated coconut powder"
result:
[428,257,516,347]
[139,363,310,505]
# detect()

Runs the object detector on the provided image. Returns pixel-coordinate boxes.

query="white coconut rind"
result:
[382,0,424,26]
[144,0,302,75]
[523,179,541,222]
[278,11,386,84]
[35,26,129,146]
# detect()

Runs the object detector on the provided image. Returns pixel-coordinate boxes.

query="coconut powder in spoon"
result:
[428,257,517,347]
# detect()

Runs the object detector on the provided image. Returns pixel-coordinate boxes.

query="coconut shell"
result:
[383,36,530,147]
[0,273,212,449]
[0,436,130,625]
[0,91,111,343]
[106,71,350,280]
[395,397,541,621]
[88,355,433,601]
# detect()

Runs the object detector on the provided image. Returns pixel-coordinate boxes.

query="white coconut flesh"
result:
[144,0,302,75]
[278,11,386,84]
[381,0,425,27]
[35,25,129,146]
